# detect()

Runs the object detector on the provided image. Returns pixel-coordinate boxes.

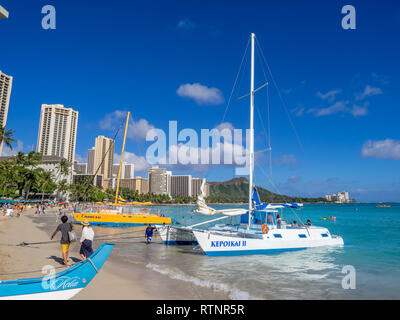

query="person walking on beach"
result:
[50,215,73,266]
[79,219,94,260]
[145,224,157,244]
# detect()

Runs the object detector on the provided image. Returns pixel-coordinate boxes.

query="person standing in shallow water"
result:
[145,224,157,244]
[79,219,94,260]
[51,215,73,266]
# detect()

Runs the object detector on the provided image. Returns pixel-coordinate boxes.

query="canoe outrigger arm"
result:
[87,258,99,273]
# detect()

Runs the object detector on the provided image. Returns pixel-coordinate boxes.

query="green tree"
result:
[0,125,16,151]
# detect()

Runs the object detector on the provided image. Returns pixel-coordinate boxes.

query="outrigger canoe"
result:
[0,243,114,300]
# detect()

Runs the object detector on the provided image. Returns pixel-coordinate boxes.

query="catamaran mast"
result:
[114,111,130,204]
[248,33,255,228]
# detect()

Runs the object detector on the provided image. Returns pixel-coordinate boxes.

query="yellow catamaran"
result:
[73,111,172,226]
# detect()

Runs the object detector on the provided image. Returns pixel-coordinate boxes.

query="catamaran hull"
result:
[157,225,198,245]
[192,228,344,256]
[74,212,171,227]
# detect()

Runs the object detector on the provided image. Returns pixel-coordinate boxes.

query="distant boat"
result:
[377,204,391,208]
[0,243,114,300]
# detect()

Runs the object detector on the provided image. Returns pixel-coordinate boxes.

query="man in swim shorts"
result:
[145,224,157,244]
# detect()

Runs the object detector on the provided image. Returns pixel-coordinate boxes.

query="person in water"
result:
[306,219,312,226]
[145,224,157,244]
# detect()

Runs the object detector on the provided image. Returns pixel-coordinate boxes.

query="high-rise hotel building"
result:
[87,147,95,174]
[0,70,13,155]
[93,135,114,179]
[36,104,78,163]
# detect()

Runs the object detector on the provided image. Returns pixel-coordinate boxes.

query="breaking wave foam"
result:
[146,263,260,300]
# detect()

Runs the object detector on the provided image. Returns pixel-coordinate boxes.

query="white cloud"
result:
[114,151,151,172]
[361,139,400,160]
[317,89,341,102]
[215,122,234,132]
[177,83,224,105]
[127,118,154,141]
[273,154,299,169]
[308,101,348,117]
[177,19,196,30]
[356,85,382,100]
[99,110,126,130]
[350,102,369,117]
[287,175,301,183]
[291,106,305,117]
[2,140,24,156]
[99,111,155,141]
[371,73,389,85]
[308,100,369,118]
[75,153,86,163]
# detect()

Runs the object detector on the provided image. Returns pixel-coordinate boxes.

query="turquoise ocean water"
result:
[102,203,400,299]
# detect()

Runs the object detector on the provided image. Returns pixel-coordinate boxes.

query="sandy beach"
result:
[0,209,228,300]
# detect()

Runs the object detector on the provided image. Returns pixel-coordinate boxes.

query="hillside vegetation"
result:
[207,177,325,203]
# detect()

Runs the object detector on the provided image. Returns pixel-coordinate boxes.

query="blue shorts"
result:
[80,240,93,257]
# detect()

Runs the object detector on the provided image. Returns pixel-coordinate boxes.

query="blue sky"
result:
[1,0,400,202]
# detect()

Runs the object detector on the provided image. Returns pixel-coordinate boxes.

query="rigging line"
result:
[254,42,273,180]
[253,44,273,186]
[256,163,307,230]
[221,36,250,123]
[255,105,268,149]
[0,264,76,276]
[255,37,305,154]
[254,148,272,154]
[267,83,273,179]
[81,112,126,196]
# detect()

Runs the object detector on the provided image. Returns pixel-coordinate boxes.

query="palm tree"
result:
[54,159,70,200]
[35,169,55,203]
[0,125,16,151]
[55,158,70,179]
[56,179,69,201]
[0,160,17,197]
[12,151,43,198]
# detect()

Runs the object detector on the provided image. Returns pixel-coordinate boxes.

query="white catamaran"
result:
[190,33,344,256]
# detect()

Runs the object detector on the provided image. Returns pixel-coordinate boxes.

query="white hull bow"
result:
[192,227,344,256]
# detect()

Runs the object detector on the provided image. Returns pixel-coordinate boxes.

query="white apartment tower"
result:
[87,147,95,174]
[36,104,78,163]
[93,135,114,179]
[113,162,135,179]
[0,71,13,155]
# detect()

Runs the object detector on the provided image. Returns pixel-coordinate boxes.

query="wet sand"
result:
[0,209,228,300]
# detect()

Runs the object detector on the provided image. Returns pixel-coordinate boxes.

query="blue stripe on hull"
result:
[163,240,198,246]
[203,247,307,256]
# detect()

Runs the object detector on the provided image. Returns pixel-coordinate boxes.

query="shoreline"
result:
[0,209,228,300]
